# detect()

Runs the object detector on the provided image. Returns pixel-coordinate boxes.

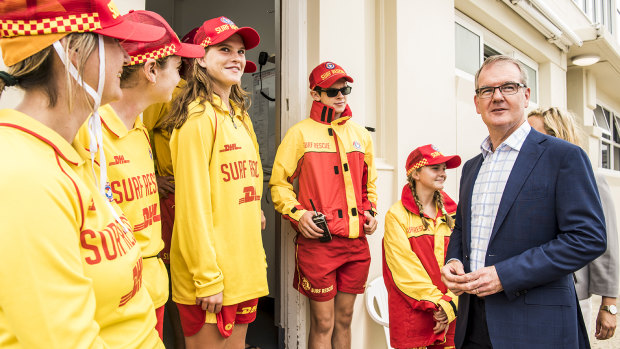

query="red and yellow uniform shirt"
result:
[270,101,378,239]
[170,95,268,306]
[382,185,458,349]
[0,110,162,349]
[74,104,168,309]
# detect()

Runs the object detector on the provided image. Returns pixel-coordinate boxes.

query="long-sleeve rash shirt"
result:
[0,109,162,349]
[74,104,168,309]
[169,95,268,305]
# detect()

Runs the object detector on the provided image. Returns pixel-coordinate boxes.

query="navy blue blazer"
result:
[446,129,607,348]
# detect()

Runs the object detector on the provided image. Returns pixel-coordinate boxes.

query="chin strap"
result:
[53,35,130,233]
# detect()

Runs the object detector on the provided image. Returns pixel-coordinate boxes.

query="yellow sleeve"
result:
[171,106,224,299]
[269,127,307,222]
[363,130,378,215]
[142,102,167,131]
[0,172,107,348]
[383,209,457,323]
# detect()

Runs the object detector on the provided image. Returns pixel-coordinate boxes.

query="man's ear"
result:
[143,59,157,84]
[310,90,321,101]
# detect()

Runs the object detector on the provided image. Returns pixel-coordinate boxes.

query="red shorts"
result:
[294,235,371,301]
[176,298,258,338]
[159,193,175,264]
[155,305,165,339]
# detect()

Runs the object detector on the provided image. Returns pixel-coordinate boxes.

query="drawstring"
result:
[52,36,130,233]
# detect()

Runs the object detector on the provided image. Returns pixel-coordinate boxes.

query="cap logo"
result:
[107,1,121,19]
[214,22,238,34]
[325,62,335,69]
[431,144,440,151]
[430,151,441,158]
[221,17,235,25]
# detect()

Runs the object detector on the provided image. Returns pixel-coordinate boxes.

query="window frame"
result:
[593,103,620,171]
[454,11,539,108]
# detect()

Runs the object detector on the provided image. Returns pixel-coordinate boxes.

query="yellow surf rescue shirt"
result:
[170,95,268,305]
[74,104,169,309]
[0,110,162,348]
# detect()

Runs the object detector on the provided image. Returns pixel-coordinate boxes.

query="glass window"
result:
[602,141,611,169]
[615,146,620,171]
[484,45,501,60]
[521,62,537,104]
[455,22,481,76]
[613,115,620,143]
[594,105,611,132]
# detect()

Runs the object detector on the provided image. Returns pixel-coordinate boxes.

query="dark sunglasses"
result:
[315,86,352,97]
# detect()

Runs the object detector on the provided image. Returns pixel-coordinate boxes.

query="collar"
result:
[480,120,531,159]
[309,101,352,125]
[400,184,457,217]
[212,93,243,119]
[99,104,137,138]
[0,109,84,166]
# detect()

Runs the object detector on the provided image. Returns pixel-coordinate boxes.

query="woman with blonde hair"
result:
[162,16,268,348]
[0,0,167,347]
[528,107,619,341]
[383,144,461,349]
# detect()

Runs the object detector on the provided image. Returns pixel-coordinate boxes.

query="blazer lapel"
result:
[489,131,546,241]
[462,154,484,258]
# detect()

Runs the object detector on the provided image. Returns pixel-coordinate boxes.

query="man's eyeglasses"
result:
[314,86,352,97]
[475,82,526,99]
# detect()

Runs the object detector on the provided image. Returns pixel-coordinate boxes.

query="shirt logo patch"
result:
[239,186,261,204]
[353,141,361,150]
[88,199,96,211]
[220,143,242,152]
[109,155,130,166]
[104,183,114,202]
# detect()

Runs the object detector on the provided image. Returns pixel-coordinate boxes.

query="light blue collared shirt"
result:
[469,121,531,271]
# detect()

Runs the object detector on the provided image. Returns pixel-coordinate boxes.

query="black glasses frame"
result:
[314,86,352,97]
[475,82,526,99]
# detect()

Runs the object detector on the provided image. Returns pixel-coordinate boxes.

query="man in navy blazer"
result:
[442,55,607,348]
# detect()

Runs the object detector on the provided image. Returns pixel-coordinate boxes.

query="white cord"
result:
[53,35,130,233]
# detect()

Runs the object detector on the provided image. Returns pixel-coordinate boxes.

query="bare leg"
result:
[224,323,248,349]
[331,292,357,349]
[308,298,335,349]
[185,323,225,349]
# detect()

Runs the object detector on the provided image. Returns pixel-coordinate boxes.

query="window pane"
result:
[594,105,611,132]
[614,115,620,143]
[615,146,620,171]
[602,141,611,169]
[484,45,501,60]
[455,23,480,75]
[521,62,538,104]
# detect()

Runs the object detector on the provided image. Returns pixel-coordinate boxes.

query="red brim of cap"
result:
[176,42,205,59]
[316,74,354,89]
[212,26,260,50]
[245,60,257,73]
[428,155,462,169]
[95,20,166,43]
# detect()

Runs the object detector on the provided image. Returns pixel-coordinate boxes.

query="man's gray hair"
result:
[475,55,528,89]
